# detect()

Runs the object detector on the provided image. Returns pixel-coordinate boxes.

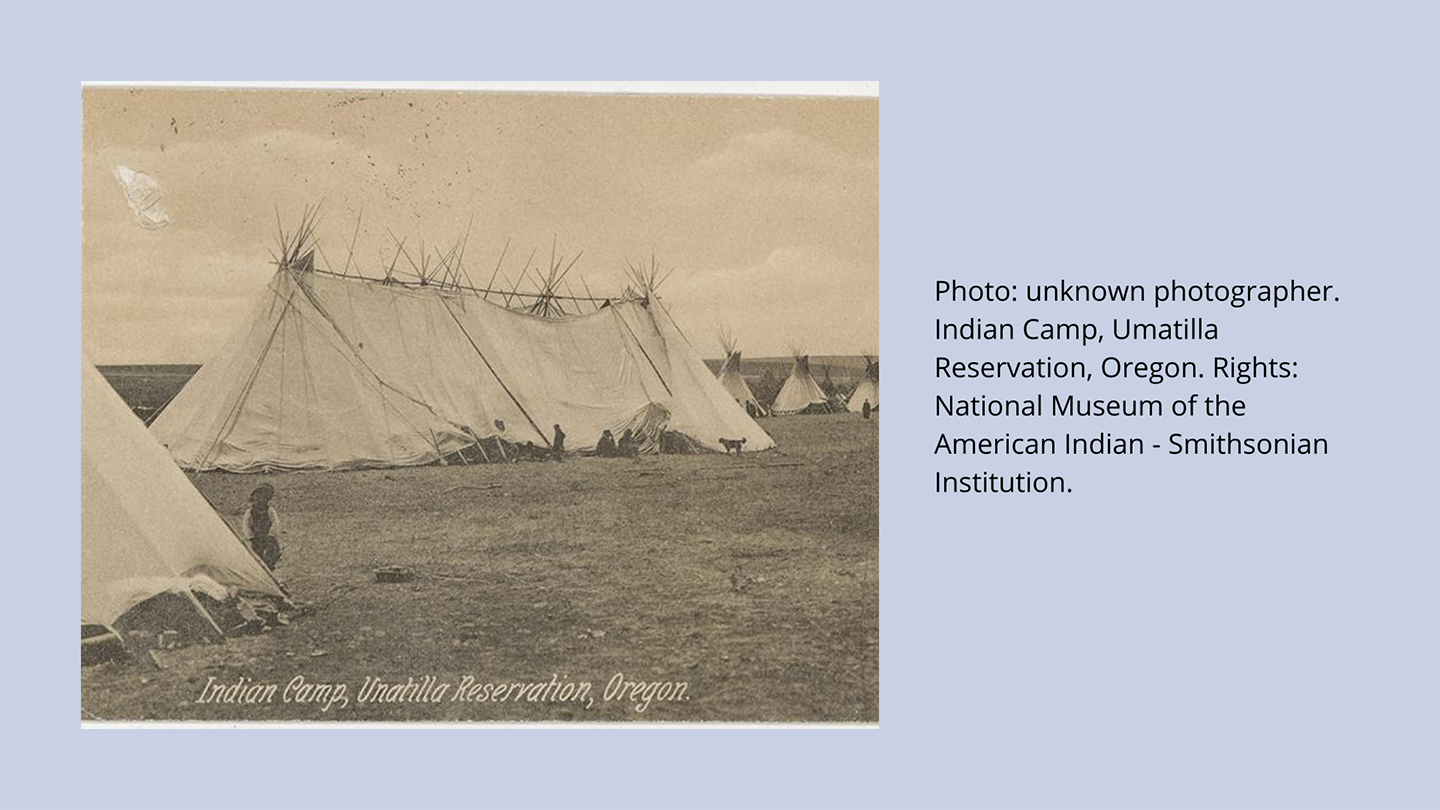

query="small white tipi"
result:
[770,350,832,415]
[716,330,764,416]
[847,355,879,413]
[82,357,285,632]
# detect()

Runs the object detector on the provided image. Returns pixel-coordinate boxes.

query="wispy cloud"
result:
[82,91,877,363]
[664,246,878,358]
[694,128,875,179]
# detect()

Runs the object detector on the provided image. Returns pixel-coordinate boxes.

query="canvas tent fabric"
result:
[82,358,285,628]
[846,377,878,412]
[847,359,879,413]
[151,268,774,472]
[770,355,831,415]
[716,348,764,415]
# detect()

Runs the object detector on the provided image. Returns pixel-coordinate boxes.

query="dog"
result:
[719,437,747,455]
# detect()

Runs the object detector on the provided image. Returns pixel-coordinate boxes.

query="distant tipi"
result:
[715,329,765,416]
[847,355,879,413]
[770,348,833,415]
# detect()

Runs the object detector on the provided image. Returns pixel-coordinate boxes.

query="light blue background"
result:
[2,2,1437,809]
[927,6,1438,809]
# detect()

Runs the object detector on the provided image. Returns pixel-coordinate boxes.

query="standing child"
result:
[241,484,283,569]
[551,423,567,461]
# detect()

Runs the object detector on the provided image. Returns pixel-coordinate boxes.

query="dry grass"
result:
[81,414,879,723]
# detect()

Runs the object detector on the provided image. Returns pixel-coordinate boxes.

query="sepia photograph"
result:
[80,82,878,723]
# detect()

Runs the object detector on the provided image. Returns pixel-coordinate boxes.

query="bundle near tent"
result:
[770,348,835,415]
[715,329,765,417]
[150,211,774,471]
[82,357,287,650]
[847,355,879,413]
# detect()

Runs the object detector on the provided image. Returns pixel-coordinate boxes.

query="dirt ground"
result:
[81,413,879,723]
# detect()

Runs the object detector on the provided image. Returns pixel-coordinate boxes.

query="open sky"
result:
[81,87,878,364]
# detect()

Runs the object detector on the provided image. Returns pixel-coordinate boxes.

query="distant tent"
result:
[82,357,285,633]
[151,259,774,471]
[715,329,764,416]
[847,355,879,413]
[770,349,834,415]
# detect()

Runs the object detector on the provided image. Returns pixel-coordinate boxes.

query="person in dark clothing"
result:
[595,429,618,458]
[241,484,282,569]
[862,400,872,419]
[551,424,567,460]
[617,428,639,458]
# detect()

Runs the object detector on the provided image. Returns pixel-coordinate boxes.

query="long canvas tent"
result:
[83,357,285,629]
[151,266,774,471]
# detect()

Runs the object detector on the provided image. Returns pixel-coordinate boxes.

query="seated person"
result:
[595,429,618,457]
[617,428,639,458]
